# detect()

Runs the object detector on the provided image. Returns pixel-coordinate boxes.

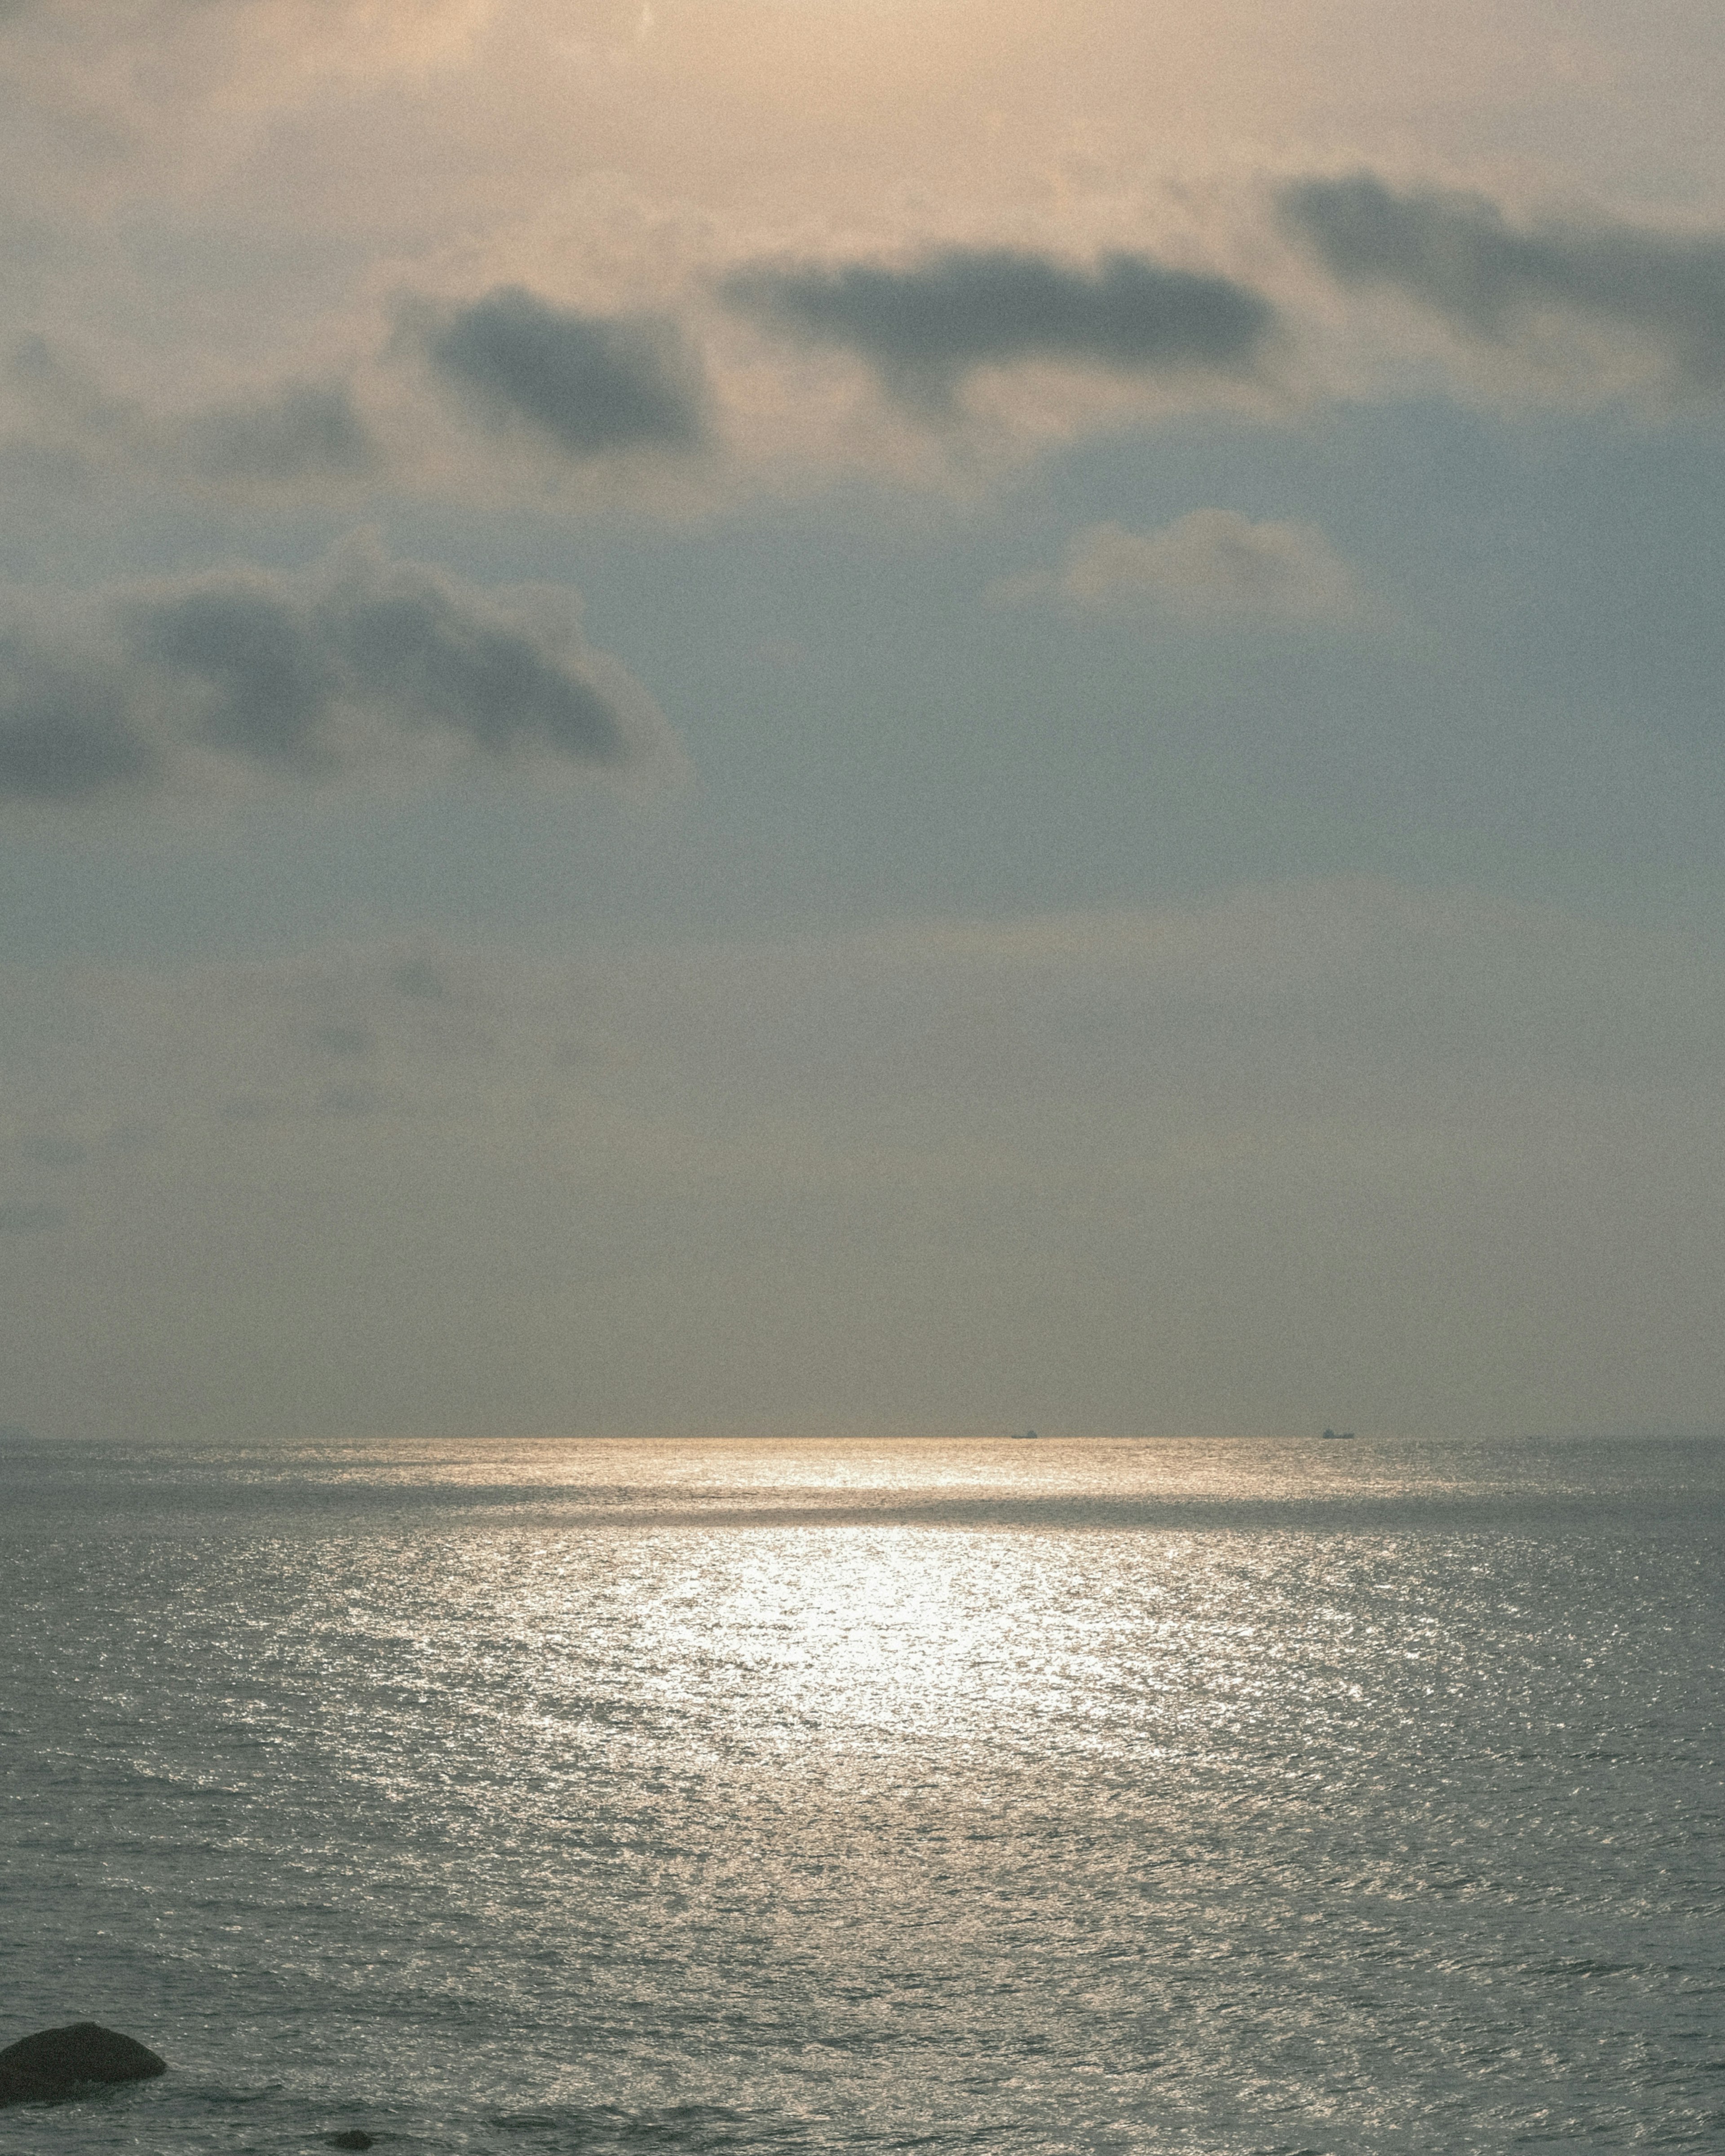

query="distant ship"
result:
[1009,1429,1038,1441]
[1321,1427,1356,1441]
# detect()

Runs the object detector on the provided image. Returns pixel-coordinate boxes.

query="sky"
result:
[2,0,1723,1443]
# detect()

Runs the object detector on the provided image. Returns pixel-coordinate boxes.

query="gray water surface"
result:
[2,1435,1721,2152]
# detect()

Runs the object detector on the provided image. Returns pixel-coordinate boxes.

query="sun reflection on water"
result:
[10,1435,1722,2149]
[439,1508,1380,1801]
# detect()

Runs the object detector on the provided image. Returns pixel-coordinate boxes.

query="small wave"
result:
[489,2103,806,2148]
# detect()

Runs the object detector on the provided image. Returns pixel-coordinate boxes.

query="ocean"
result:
[2,1434,1721,2153]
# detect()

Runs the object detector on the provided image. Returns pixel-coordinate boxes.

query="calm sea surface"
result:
[2,1435,1721,2154]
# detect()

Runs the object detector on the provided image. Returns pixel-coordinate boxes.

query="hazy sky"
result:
[3,0,1723,1442]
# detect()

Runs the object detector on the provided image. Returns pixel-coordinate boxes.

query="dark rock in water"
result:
[0,2022,167,2105]
[327,2134,374,2151]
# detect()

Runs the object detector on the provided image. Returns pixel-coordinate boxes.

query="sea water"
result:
[1,1434,1721,2153]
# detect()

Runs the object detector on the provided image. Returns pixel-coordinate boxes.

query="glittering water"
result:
[2,1436,1721,2153]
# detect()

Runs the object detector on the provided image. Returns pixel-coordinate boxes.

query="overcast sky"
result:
[3,0,1722,1442]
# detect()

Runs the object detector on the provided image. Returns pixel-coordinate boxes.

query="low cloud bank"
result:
[0,540,672,803]
[417,287,707,457]
[1281,172,1725,393]
[4,882,1722,1440]
[9,879,1719,1153]
[721,246,1276,406]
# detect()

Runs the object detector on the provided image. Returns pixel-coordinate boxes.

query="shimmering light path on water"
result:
[2,1437,1721,2152]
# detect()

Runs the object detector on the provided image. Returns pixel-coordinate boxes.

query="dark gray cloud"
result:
[309,1021,375,1059]
[720,246,1276,404]
[0,1201,65,1234]
[419,287,706,456]
[0,541,671,804]
[316,1081,384,1118]
[389,953,451,1001]
[1280,173,1725,390]
[9,336,378,489]
[177,380,377,485]
[0,631,159,800]
[137,581,341,770]
[21,1134,88,1166]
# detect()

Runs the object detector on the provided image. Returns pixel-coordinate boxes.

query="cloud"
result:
[0,1200,65,1233]
[21,1133,88,1165]
[309,1020,375,1059]
[416,286,706,457]
[5,882,1724,1440]
[177,379,377,484]
[0,538,676,804]
[1280,172,1725,393]
[9,336,378,491]
[10,880,1719,1160]
[1000,510,1370,625]
[0,630,162,799]
[720,246,1276,407]
[389,954,450,1000]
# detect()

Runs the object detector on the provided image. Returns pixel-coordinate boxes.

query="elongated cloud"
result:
[721,246,1276,405]
[0,1201,66,1233]
[1280,173,1725,390]
[9,337,377,490]
[1003,511,1370,625]
[173,381,377,485]
[419,287,706,457]
[0,541,672,803]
